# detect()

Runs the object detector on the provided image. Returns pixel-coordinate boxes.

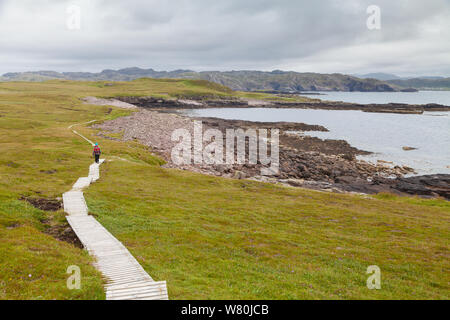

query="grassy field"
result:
[0,79,448,300]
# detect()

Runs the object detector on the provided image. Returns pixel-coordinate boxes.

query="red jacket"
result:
[93,146,101,156]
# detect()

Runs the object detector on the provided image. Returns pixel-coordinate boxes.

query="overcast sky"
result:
[0,0,449,76]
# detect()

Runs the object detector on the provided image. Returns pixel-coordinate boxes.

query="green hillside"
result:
[0,79,448,299]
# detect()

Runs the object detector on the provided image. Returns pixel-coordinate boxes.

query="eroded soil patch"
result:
[44,222,83,249]
[21,197,62,211]
[18,197,83,247]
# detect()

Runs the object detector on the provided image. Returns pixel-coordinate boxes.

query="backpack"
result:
[94,146,101,155]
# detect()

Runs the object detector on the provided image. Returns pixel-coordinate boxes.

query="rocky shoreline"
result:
[115,96,450,114]
[91,99,450,200]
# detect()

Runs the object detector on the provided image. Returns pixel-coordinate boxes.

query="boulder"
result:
[233,171,247,180]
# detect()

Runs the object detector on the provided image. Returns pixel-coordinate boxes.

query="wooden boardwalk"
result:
[63,159,168,300]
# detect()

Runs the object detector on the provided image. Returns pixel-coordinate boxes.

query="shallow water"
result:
[310,90,450,105]
[185,108,450,175]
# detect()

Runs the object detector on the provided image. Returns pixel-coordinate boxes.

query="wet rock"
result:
[335,176,356,184]
[395,174,450,199]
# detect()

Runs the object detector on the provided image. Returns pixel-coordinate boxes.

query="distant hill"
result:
[387,78,450,90]
[0,68,404,92]
[415,76,446,80]
[355,73,403,81]
[196,70,400,92]
[1,68,194,82]
[356,73,448,86]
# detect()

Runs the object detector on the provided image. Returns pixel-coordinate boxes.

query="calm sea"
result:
[310,90,450,105]
[185,103,450,175]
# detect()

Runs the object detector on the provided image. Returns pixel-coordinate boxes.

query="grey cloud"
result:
[0,0,448,76]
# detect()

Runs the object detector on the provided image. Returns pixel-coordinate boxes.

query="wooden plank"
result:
[63,158,168,300]
[107,281,167,291]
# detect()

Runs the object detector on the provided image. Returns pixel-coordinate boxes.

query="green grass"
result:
[0,197,105,300]
[85,162,449,299]
[0,79,448,300]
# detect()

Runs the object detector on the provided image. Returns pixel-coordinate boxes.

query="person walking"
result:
[93,143,101,163]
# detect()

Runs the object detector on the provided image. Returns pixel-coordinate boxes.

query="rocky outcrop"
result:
[267,102,450,113]
[394,175,450,199]
[115,96,450,114]
[198,117,328,133]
